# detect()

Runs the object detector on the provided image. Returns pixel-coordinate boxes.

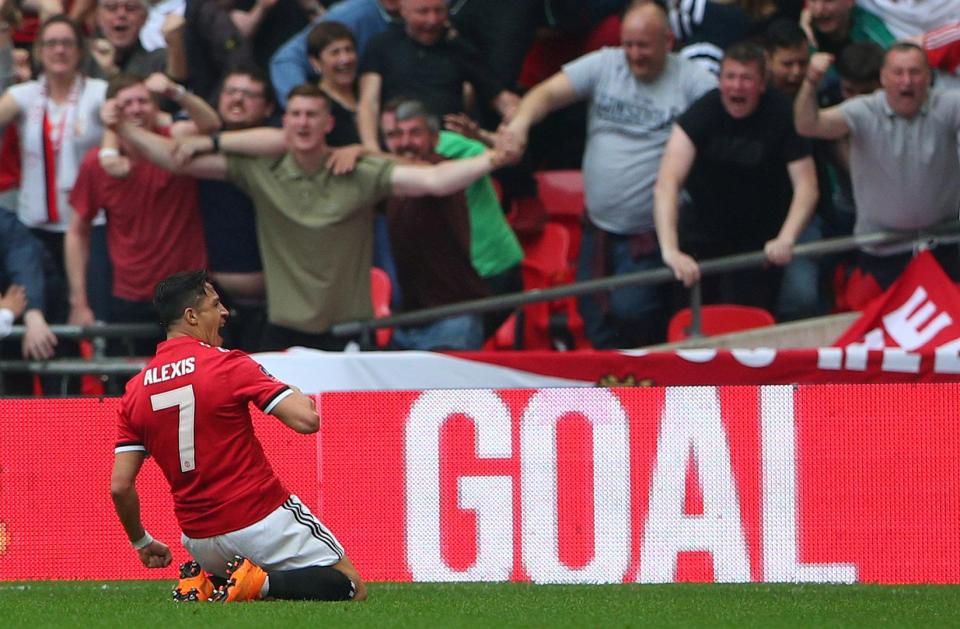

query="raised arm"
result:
[269,24,316,110]
[357,72,383,152]
[794,53,850,140]
[653,124,700,288]
[503,71,580,151]
[764,156,819,266]
[145,73,222,135]
[161,13,188,83]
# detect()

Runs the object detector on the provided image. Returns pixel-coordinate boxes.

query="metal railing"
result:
[0,322,157,394]
[331,222,960,343]
[1,222,958,391]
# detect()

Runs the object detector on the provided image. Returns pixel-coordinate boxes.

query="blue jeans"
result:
[391,314,485,351]
[776,216,826,321]
[576,224,665,349]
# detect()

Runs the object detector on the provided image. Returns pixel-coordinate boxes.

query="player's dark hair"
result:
[764,18,807,52]
[837,41,885,82]
[306,20,356,59]
[154,270,209,332]
[723,40,768,76]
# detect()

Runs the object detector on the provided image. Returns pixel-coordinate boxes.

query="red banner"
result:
[2,387,959,583]
[835,251,960,354]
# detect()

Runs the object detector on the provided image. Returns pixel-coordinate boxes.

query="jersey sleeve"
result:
[224,350,292,413]
[115,396,147,454]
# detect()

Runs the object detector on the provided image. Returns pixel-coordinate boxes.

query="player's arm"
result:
[765,155,818,266]
[110,451,172,568]
[794,53,850,140]
[269,386,319,434]
[653,124,700,288]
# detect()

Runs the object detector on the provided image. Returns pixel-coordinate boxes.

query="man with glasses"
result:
[179,68,278,350]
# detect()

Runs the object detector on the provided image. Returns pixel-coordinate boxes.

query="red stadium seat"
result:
[534,170,584,222]
[667,305,776,342]
[370,267,393,348]
[533,170,584,263]
[485,224,589,350]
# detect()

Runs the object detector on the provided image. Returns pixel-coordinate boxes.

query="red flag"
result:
[833,251,960,351]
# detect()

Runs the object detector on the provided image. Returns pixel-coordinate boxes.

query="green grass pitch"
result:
[2,581,959,628]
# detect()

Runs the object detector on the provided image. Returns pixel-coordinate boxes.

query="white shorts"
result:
[182,495,345,578]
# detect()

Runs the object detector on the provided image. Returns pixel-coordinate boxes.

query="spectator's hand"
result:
[137,539,173,569]
[37,0,64,21]
[100,99,121,129]
[444,113,482,141]
[144,72,180,100]
[90,38,117,75]
[259,0,281,10]
[806,52,835,86]
[764,237,794,266]
[326,144,364,175]
[490,126,523,167]
[663,249,701,288]
[0,285,27,319]
[13,48,33,82]
[68,303,96,327]
[161,12,185,47]
[171,135,214,167]
[22,309,57,360]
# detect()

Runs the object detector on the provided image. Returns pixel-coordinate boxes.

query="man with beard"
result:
[378,99,489,350]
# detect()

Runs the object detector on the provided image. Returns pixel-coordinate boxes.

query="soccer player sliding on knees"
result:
[110,269,365,602]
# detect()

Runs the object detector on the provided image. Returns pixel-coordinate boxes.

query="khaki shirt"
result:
[227,153,395,333]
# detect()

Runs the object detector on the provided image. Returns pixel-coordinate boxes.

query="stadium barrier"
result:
[1,384,958,583]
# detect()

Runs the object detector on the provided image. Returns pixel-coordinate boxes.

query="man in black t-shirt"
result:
[355,0,519,152]
[653,41,818,312]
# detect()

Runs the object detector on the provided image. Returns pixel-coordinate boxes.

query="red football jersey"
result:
[116,336,291,538]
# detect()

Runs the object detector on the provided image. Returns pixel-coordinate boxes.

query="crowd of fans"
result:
[0,0,959,380]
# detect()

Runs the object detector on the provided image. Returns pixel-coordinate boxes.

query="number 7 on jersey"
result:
[150,384,197,473]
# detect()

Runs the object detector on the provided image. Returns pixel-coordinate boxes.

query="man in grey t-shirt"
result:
[503,0,715,349]
[795,43,960,306]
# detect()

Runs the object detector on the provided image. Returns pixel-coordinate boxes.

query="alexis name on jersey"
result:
[143,357,196,386]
